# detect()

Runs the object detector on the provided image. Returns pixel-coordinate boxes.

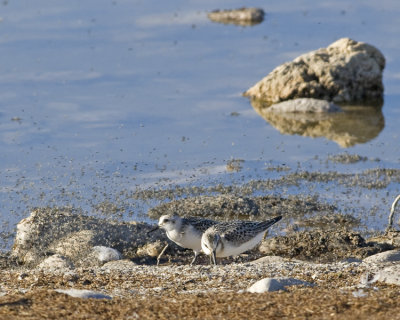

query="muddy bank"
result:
[148,194,336,220]
[130,167,400,203]
[10,202,378,269]
[1,193,400,319]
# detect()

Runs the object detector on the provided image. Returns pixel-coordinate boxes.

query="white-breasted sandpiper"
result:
[201,216,282,265]
[149,214,218,265]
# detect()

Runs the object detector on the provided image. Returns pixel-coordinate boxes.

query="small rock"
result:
[327,153,368,164]
[208,8,264,26]
[352,289,368,298]
[55,289,111,299]
[17,272,29,280]
[92,246,122,263]
[136,241,165,257]
[247,277,314,293]
[363,249,400,264]
[37,254,74,271]
[266,98,341,113]
[80,246,122,267]
[226,159,244,172]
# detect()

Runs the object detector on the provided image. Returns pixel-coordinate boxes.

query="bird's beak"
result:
[147,225,159,235]
[211,249,217,265]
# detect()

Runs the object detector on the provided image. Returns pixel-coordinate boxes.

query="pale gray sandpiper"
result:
[201,215,282,265]
[149,214,218,265]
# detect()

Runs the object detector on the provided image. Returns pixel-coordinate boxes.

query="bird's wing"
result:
[184,217,218,232]
[217,221,259,244]
[219,218,281,244]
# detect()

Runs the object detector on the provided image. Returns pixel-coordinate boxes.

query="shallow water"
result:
[1,0,400,249]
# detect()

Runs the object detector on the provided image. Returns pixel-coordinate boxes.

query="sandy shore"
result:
[1,255,400,319]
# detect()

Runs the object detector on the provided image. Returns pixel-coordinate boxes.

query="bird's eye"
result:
[164,219,169,223]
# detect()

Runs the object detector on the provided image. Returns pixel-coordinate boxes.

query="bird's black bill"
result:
[147,226,159,235]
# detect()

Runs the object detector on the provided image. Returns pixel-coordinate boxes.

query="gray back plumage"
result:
[210,216,282,244]
[182,216,218,233]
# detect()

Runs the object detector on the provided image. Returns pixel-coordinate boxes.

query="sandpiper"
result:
[201,216,282,265]
[149,214,218,265]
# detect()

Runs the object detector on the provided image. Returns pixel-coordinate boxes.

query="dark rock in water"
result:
[327,153,369,164]
[244,38,385,106]
[260,229,393,263]
[148,194,336,221]
[208,8,264,26]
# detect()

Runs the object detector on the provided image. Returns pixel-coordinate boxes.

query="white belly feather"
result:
[166,225,202,253]
[216,231,265,258]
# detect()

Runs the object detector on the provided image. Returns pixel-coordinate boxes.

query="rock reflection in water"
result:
[251,100,384,148]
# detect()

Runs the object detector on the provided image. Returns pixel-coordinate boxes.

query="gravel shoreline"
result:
[1,257,400,319]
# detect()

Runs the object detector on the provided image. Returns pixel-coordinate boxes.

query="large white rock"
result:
[55,289,111,299]
[363,249,400,264]
[247,277,314,293]
[244,38,385,105]
[12,208,163,266]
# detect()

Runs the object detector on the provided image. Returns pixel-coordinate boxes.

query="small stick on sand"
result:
[157,243,169,266]
[386,194,400,232]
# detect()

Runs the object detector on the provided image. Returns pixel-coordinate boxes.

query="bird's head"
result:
[201,229,221,264]
[158,214,182,232]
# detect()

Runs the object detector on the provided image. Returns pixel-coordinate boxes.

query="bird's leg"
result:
[157,243,169,266]
[212,250,217,265]
[190,252,198,266]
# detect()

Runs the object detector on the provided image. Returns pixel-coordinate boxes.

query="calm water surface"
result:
[1,0,400,249]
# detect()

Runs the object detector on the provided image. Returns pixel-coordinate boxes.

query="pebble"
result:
[55,289,112,299]
[246,277,314,293]
[92,246,122,263]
